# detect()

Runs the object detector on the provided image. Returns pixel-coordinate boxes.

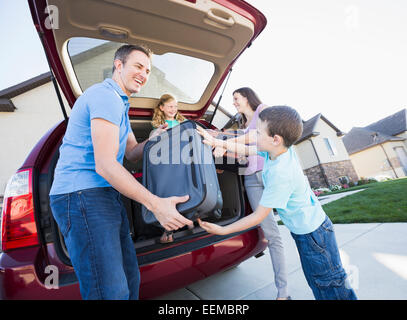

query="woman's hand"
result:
[197,218,227,235]
[213,146,226,158]
[206,129,220,138]
[196,126,217,147]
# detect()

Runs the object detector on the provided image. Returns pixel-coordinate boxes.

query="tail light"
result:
[1,168,39,252]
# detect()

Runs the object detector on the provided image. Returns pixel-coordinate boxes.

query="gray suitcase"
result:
[141,120,223,225]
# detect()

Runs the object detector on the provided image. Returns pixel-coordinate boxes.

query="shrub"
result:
[316,187,330,194]
[348,181,355,187]
[358,177,378,185]
[313,190,322,196]
[357,178,369,185]
[329,184,342,192]
[339,176,350,185]
[373,175,393,182]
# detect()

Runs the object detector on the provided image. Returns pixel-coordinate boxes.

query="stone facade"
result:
[304,159,359,189]
[304,165,327,189]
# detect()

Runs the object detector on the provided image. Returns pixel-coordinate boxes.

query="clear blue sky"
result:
[0,1,49,90]
[1,0,406,132]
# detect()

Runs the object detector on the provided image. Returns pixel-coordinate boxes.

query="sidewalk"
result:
[155,222,407,300]
[318,189,366,205]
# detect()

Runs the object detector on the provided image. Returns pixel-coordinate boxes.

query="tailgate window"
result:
[67,37,215,104]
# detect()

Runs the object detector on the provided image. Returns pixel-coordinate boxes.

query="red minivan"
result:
[0,0,267,299]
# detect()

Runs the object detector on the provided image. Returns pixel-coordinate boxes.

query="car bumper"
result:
[0,228,266,300]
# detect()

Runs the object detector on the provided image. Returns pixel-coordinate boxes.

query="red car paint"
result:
[0,0,268,299]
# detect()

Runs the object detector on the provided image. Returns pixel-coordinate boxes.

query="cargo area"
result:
[123,121,245,251]
[42,120,246,262]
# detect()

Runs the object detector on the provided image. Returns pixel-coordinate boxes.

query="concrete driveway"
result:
[3,191,405,300]
[155,221,407,300]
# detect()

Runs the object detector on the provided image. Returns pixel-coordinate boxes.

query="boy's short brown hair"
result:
[258,106,303,147]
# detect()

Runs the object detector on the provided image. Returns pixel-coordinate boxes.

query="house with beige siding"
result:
[0,73,70,195]
[343,109,407,179]
[293,114,359,188]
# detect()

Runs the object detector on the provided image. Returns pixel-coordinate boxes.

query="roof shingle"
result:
[295,113,344,144]
[0,98,16,112]
[0,72,51,99]
[343,108,407,154]
[365,109,407,136]
[343,123,405,155]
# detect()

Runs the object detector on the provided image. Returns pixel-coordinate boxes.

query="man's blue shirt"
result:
[50,78,131,195]
[258,147,326,235]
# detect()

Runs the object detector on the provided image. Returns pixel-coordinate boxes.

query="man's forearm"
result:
[126,139,148,162]
[95,159,158,211]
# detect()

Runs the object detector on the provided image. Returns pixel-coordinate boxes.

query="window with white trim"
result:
[324,137,337,156]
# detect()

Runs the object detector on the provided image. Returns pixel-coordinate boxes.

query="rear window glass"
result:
[67,37,215,104]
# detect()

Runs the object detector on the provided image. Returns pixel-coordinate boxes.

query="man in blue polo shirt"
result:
[49,44,192,300]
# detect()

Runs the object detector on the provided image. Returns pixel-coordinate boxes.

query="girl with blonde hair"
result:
[152,94,185,129]
[151,94,188,243]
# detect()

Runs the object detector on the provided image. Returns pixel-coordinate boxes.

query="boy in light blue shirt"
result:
[256,147,326,235]
[196,106,357,300]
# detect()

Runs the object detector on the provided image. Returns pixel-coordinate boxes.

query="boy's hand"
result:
[197,218,227,235]
[196,126,217,147]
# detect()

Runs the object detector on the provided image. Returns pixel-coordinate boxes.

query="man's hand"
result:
[149,123,169,140]
[197,218,227,235]
[152,195,193,231]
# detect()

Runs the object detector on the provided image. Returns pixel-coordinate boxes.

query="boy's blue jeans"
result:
[291,216,357,300]
[49,187,140,300]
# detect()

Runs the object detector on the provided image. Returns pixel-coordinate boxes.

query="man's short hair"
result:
[258,106,303,147]
[112,44,153,73]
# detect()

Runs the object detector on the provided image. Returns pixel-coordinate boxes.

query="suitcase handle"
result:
[189,142,206,193]
[184,135,208,209]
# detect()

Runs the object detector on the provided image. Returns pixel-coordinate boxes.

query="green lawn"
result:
[322,178,407,224]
